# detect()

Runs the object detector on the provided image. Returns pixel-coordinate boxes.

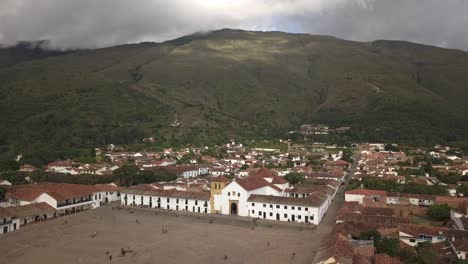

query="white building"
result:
[0,179,12,186]
[6,183,100,214]
[121,186,210,214]
[398,224,446,247]
[120,168,337,226]
[93,184,121,204]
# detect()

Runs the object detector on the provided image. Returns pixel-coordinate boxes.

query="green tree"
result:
[376,237,399,256]
[113,164,140,186]
[284,172,306,185]
[240,164,249,170]
[458,184,468,197]
[385,144,400,152]
[0,159,20,172]
[427,204,451,221]
[416,242,438,264]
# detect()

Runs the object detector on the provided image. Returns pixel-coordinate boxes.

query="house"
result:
[93,184,121,203]
[141,159,176,168]
[0,202,57,235]
[344,189,387,204]
[6,183,100,214]
[18,165,36,173]
[247,193,328,225]
[398,224,446,246]
[408,194,435,207]
[0,212,20,235]
[121,185,211,214]
[45,160,76,174]
[446,230,468,260]
[163,165,210,179]
[0,179,12,186]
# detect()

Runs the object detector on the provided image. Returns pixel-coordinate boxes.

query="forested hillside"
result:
[1,29,468,164]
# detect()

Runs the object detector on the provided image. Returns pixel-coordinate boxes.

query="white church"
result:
[121,168,339,225]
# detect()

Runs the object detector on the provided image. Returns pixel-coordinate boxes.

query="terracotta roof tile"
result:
[0,202,56,218]
[6,183,96,202]
[247,193,328,207]
[374,254,402,264]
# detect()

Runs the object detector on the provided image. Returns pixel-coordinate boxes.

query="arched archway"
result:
[42,214,47,220]
[34,215,40,222]
[230,202,238,215]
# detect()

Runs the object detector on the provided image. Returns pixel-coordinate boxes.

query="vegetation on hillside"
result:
[2,29,468,163]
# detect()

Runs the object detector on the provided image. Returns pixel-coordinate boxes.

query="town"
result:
[1,138,468,264]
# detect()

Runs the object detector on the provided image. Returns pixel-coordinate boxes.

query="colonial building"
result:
[93,184,121,204]
[0,202,57,235]
[6,183,100,214]
[208,176,230,213]
[121,185,211,214]
[120,168,338,226]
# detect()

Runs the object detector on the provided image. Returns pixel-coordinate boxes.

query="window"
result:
[292,206,295,210]
[409,239,416,243]
[284,206,287,209]
[298,215,301,220]
[258,211,261,216]
[276,205,280,209]
[305,208,309,211]
[195,200,198,205]
[269,212,273,217]
[284,214,287,218]
[167,198,170,203]
[252,203,255,206]
[263,204,266,207]
[252,210,255,214]
[228,192,231,196]
[237,193,240,197]
[298,207,301,211]
[269,204,273,208]
[176,199,179,204]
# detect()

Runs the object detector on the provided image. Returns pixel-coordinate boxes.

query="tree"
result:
[385,144,400,152]
[427,204,451,221]
[458,184,468,197]
[341,148,354,163]
[416,242,438,264]
[113,165,140,186]
[376,237,399,256]
[0,159,19,172]
[284,172,305,185]
[240,164,249,170]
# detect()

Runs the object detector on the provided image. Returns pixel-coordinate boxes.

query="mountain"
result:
[0,41,73,68]
[1,29,468,163]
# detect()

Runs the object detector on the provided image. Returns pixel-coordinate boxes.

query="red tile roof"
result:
[6,183,96,202]
[345,188,387,196]
[247,193,328,207]
[94,184,121,192]
[0,202,56,218]
[235,175,282,191]
[398,224,447,237]
[374,254,402,264]
[248,168,288,184]
[206,176,230,183]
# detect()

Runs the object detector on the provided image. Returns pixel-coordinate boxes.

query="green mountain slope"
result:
[1,29,468,161]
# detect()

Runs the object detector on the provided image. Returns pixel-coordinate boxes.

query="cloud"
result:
[0,0,467,50]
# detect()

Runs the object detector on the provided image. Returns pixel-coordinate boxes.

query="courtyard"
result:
[0,204,335,264]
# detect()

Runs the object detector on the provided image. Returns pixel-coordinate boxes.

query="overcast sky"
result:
[1,0,468,50]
